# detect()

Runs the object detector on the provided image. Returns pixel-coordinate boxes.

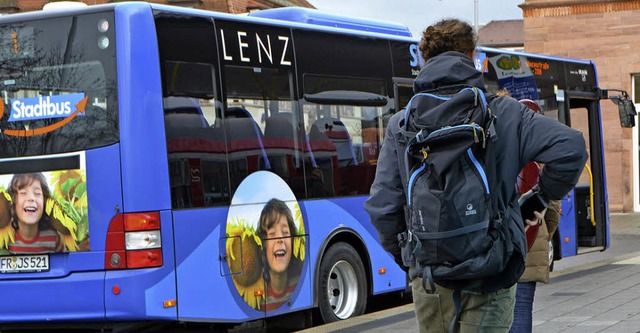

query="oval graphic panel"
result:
[225,171,306,312]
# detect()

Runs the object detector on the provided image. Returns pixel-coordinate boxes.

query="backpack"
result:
[399,85,526,295]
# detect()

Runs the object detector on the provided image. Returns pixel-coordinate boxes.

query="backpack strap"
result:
[422,266,436,294]
[396,117,418,257]
[483,93,501,218]
[449,289,462,333]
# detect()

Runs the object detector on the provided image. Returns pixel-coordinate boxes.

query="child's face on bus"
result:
[15,179,44,226]
[265,213,292,274]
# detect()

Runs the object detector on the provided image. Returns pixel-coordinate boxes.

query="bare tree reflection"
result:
[0,13,118,159]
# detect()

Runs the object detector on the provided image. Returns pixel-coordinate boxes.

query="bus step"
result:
[578,236,597,247]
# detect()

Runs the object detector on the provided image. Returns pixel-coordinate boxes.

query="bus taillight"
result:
[123,212,161,231]
[126,248,163,268]
[105,212,163,269]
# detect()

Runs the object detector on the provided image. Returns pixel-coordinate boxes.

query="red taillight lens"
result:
[105,212,162,270]
[124,212,160,231]
[105,214,125,270]
[126,249,163,268]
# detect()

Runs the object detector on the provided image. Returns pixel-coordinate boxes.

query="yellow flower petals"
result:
[62,233,79,252]
[0,224,15,249]
[1,190,11,203]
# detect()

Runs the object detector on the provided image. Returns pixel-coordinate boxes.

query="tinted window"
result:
[303,75,390,198]
[156,14,227,208]
[223,66,303,198]
[0,12,118,158]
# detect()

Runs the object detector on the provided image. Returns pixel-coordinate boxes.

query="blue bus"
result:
[0,2,631,331]
[473,47,635,265]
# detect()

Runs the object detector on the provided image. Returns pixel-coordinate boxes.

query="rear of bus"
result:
[0,4,179,328]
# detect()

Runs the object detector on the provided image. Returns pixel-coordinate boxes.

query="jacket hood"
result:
[413,51,486,93]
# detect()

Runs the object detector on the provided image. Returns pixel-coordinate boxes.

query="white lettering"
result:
[190,168,201,182]
[11,100,20,119]
[278,36,291,66]
[238,31,250,62]
[10,96,74,121]
[47,99,57,116]
[410,44,420,67]
[256,34,273,64]
[63,101,71,114]
[25,103,34,117]
[220,29,232,61]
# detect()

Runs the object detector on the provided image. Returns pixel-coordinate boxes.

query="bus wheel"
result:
[318,242,367,323]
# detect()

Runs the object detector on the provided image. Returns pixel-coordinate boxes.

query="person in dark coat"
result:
[365,18,587,333]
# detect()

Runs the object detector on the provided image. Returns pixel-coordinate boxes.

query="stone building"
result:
[520,0,640,212]
[478,19,525,51]
[0,0,314,14]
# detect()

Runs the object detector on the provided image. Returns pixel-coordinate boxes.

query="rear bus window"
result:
[0,12,118,158]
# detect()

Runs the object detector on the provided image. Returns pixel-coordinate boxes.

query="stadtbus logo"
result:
[0,93,88,137]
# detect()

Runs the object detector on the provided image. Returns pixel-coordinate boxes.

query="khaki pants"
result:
[412,277,516,333]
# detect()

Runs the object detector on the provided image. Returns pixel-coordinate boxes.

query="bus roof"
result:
[247,7,413,37]
[0,2,417,42]
[476,46,594,66]
[150,3,417,41]
[0,1,597,67]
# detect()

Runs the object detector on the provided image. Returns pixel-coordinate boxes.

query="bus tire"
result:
[318,242,367,323]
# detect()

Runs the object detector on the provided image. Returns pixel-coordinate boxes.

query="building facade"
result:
[521,0,640,212]
[478,19,525,51]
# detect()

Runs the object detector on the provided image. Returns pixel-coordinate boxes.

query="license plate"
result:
[0,254,50,273]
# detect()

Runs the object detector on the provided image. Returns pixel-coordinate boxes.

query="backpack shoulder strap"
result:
[482,92,502,219]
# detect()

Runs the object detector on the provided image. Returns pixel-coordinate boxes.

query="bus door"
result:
[393,77,415,113]
[557,90,608,256]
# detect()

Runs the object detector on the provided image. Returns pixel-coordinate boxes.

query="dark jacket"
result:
[364,51,588,278]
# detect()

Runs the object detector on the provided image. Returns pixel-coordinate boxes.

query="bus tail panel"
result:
[172,207,265,322]
[0,272,105,322]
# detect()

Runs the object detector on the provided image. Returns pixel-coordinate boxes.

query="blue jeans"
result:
[509,282,537,333]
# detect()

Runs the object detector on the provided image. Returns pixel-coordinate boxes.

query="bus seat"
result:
[221,107,270,170]
[164,97,223,153]
[263,112,299,176]
[307,120,339,196]
[224,106,253,119]
[264,112,294,138]
[222,107,264,140]
[164,97,209,128]
[311,117,357,166]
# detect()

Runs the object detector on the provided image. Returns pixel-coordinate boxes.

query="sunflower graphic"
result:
[226,218,266,310]
[0,170,89,253]
[226,204,307,311]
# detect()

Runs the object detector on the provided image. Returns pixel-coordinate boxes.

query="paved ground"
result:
[300,213,640,333]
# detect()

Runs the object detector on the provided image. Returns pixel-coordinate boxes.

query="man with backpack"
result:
[364,18,587,332]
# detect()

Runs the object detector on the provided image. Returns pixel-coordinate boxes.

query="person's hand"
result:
[524,210,545,231]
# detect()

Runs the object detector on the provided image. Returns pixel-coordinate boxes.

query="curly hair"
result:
[419,19,477,62]
[8,173,52,230]
[257,198,297,284]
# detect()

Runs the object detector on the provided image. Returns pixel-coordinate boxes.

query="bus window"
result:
[0,13,118,158]
[156,14,226,208]
[222,66,302,198]
[163,96,226,208]
[302,75,389,197]
[394,78,415,112]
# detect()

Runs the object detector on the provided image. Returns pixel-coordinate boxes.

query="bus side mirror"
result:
[611,94,637,128]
